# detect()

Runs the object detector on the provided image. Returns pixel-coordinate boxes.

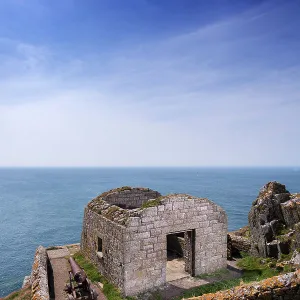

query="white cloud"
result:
[0,1,299,166]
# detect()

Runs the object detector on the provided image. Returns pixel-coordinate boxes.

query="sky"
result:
[0,0,299,167]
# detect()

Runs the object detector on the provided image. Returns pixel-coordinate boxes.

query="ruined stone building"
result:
[80,187,227,296]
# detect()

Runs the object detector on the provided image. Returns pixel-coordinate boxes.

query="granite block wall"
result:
[122,195,227,295]
[81,208,126,288]
[81,188,228,296]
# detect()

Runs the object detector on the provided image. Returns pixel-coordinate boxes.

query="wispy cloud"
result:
[0,0,299,166]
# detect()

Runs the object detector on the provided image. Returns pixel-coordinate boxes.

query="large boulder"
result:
[248,181,295,258]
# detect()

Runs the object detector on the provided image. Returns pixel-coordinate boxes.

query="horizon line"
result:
[0,166,299,169]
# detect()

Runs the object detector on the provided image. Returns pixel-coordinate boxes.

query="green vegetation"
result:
[99,187,132,199]
[4,287,31,300]
[4,291,21,300]
[177,278,243,299]
[244,229,251,239]
[176,253,282,300]
[73,252,127,300]
[278,252,293,262]
[276,224,291,236]
[72,250,296,300]
[277,234,291,242]
[237,252,276,270]
[283,264,294,272]
[116,186,132,192]
[141,197,163,209]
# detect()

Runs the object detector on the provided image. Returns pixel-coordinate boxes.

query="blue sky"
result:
[0,0,299,167]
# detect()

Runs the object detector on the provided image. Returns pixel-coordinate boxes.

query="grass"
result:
[72,250,295,300]
[141,198,163,209]
[175,253,282,300]
[73,252,132,300]
[4,287,31,300]
[237,252,276,270]
[177,270,281,299]
[278,252,293,262]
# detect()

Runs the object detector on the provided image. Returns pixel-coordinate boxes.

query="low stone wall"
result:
[186,269,300,299]
[31,246,50,300]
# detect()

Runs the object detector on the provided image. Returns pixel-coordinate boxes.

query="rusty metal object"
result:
[69,257,87,283]
[64,257,98,300]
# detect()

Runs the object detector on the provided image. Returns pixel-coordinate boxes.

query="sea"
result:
[0,167,299,297]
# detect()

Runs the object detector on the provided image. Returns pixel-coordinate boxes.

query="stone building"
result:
[80,187,227,296]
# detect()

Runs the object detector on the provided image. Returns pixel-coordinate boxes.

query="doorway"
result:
[166,230,195,281]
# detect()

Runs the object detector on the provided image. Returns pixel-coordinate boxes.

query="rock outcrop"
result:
[248,182,300,258]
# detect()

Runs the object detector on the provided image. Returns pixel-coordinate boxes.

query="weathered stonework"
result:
[31,246,50,300]
[81,187,227,296]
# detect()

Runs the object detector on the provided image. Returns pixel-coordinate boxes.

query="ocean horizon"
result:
[0,167,300,297]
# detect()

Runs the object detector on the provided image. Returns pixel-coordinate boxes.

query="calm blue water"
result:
[0,167,299,296]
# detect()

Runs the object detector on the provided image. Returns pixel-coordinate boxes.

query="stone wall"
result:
[81,189,228,296]
[100,187,161,209]
[122,195,227,295]
[31,246,50,300]
[186,269,300,299]
[81,208,126,288]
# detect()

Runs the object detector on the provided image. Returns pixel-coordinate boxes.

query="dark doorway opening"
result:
[166,231,192,282]
[167,232,184,259]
